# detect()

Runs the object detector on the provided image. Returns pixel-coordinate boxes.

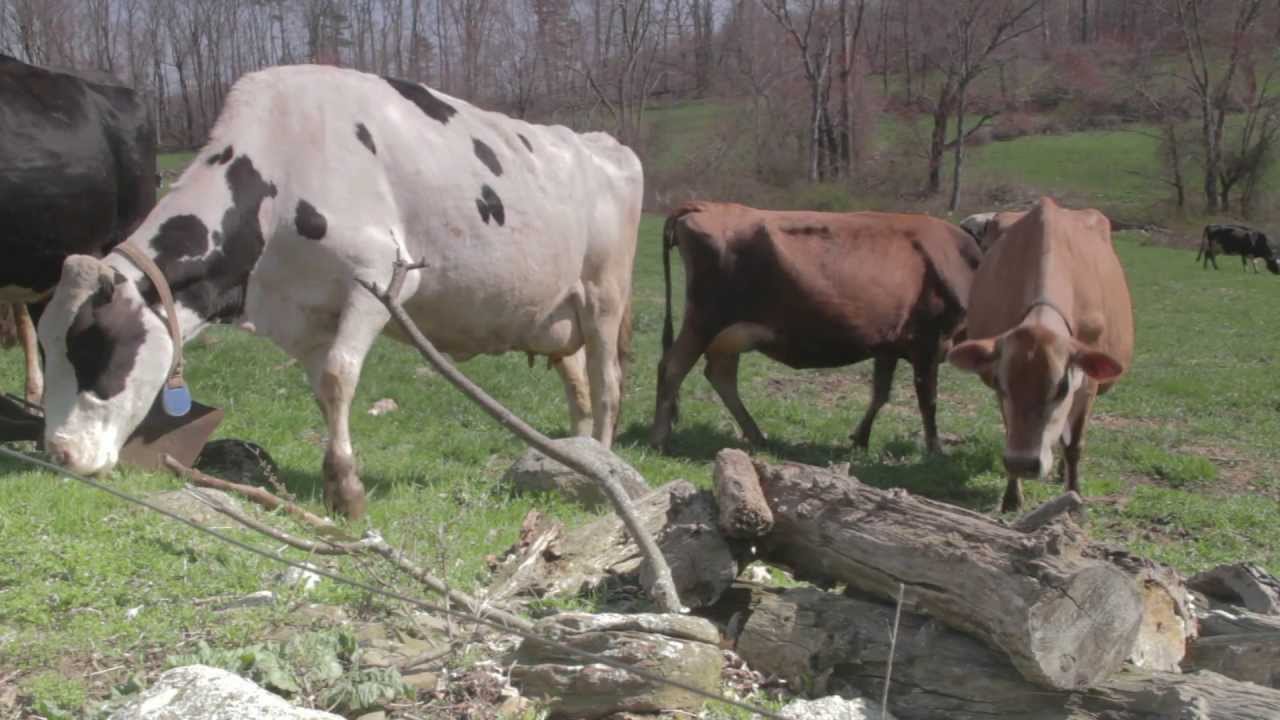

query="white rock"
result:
[109,665,341,719]
[367,398,399,416]
[780,695,897,720]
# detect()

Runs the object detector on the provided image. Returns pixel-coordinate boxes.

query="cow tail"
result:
[662,213,678,356]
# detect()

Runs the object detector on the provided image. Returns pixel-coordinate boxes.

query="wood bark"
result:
[752,460,1145,689]
[1189,563,1280,615]
[712,449,773,539]
[1183,632,1280,689]
[716,583,1280,720]
[488,480,743,610]
[1013,491,1084,532]
[1197,601,1280,636]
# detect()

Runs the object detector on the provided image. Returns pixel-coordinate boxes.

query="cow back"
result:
[0,55,156,296]
[969,199,1134,379]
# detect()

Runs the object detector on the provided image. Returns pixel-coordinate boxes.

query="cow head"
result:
[39,255,174,475]
[1266,256,1280,275]
[948,325,1123,478]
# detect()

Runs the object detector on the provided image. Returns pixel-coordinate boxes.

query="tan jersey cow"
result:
[651,201,981,454]
[948,197,1134,512]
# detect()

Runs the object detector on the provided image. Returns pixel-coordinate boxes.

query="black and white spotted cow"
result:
[1197,223,1280,274]
[958,212,999,251]
[37,65,643,518]
[0,54,156,403]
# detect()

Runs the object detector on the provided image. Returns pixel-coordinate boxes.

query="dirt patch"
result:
[1091,414,1176,432]
[760,370,865,408]
[1174,442,1277,498]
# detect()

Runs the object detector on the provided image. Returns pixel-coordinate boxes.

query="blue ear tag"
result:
[162,384,193,417]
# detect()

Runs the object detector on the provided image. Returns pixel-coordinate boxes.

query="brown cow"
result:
[947,197,1134,512]
[650,201,982,454]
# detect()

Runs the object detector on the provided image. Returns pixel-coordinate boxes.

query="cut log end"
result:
[1024,564,1145,689]
[712,448,774,539]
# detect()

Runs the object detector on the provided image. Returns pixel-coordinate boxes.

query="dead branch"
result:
[359,257,684,614]
[1012,492,1084,533]
[173,461,536,634]
[164,454,338,533]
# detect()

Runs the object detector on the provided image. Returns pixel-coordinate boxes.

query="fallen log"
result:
[1183,632,1280,689]
[489,481,744,610]
[1197,602,1280,636]
[1188,563,1280,615]
[715,583,1280,720]
[1012,491,1083,532]
[712,449,773,539]
[752,460,1144,689]
[1081,542,1192,671]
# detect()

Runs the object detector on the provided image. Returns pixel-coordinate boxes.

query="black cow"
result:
[0,54,157,402]
[1197,223,1280,274]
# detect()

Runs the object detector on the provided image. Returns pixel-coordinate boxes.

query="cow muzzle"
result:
[1003,454,1043,479]
[46,434,118,476]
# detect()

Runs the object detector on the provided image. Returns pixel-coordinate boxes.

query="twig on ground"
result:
[358,257,684,613]
[169,460,535,634]
[881,582,905,720]
[164,455,339,533]
[1013,492,1085,533]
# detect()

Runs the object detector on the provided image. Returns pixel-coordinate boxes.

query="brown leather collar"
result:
[110,244,186,390]
[1022,298,1074,337]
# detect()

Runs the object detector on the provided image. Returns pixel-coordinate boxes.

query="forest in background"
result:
[3,0,1279,222]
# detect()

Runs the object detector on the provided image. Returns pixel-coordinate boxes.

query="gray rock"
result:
[503,437,650,511]
[109,665,341,719]
[512,612,723,718]
[147,488,240,526]
[781,695,897,720]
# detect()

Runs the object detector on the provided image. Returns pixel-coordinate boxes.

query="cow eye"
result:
[1054,374,1071,402]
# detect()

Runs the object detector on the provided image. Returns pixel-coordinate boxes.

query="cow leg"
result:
[910,349,942,454]
[1001,475,1024,513]
[1061,390,1096,497]
[705,351,767,446]
[850,355,897,450]
[16,304,42,405]
[553,349,593,438]
[303,299,386,521]
[580,287,625,448]
[650,326,705,451]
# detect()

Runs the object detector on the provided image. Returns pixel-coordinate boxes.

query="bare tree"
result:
[761,0,837,182]
[1170,0,1264,213]
[1218,59,1280,215]
[915,0,1040,202]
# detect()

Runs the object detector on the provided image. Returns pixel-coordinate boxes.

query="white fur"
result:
[40,65,642,481]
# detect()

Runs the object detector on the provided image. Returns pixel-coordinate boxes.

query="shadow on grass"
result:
[849,433,1005,511]
[617,420,851,467]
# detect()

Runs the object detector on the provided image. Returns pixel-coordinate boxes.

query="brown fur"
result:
[652,201,981,452]
[950,197,1134,512]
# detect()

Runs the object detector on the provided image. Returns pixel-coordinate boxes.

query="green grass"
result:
[5,141,1280,714]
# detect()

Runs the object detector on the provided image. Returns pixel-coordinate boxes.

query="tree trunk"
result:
[901,0,912,103]
[752,460,1147,690]
[718,584,1280,720]
[926,89,950,194]
[948,88,966,211]
[1183,633,1280,689]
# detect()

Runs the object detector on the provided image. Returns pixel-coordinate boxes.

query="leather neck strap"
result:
[111,244,186,389]
[1022,298,1074,337]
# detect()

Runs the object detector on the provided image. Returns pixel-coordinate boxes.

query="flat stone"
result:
[780,695,897,720]
[503,437,650,511]
[109,665,341,719]
[147,488,240,526]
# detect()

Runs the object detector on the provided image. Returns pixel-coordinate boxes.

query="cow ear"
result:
[1073,349,1124,382]
[948,337,998,375]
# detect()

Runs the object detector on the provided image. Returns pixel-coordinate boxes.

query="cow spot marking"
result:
[472,138,503,176]
[65,275,147,399]
[145,156,277,322]
[151,214,211,266]
[294,200,328,241]
[355,122,377,155]
[518,133,533,152]
[382,76,457,125]
[206,145,234,166]
[475,185,505,227]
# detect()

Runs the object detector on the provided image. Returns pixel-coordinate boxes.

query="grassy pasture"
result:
[3,139,1280,715]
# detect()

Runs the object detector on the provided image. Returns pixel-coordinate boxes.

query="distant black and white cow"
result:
[0,54,156,403]
[959,212,999,251]
[37,65,642,519]
[1197,223,1280,274]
